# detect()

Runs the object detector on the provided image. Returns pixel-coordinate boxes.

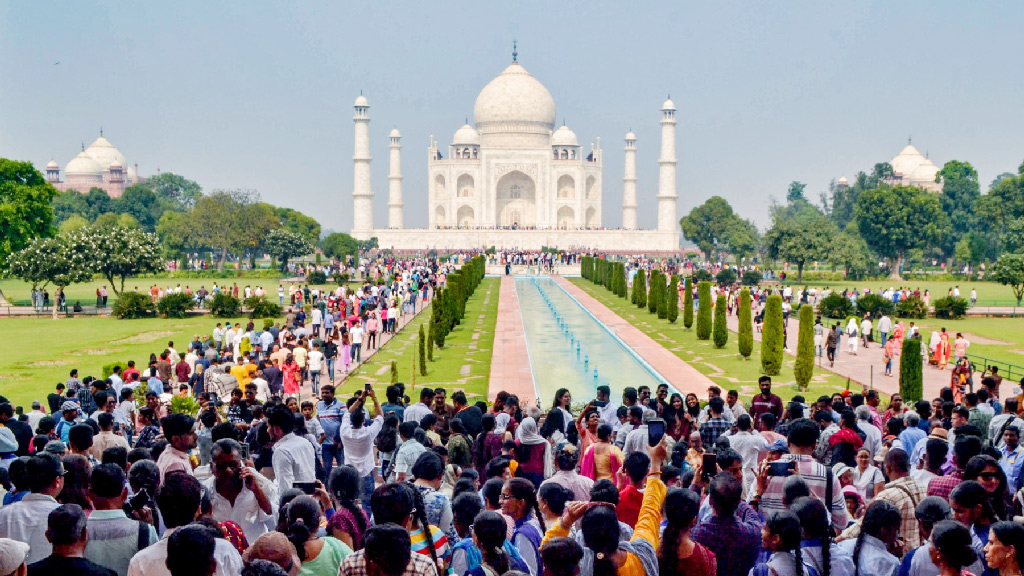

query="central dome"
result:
[84,135,127,171]
[474,63,555,130]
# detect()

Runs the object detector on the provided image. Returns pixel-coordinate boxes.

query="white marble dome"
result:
[452,124,480,145]
[354,95,368,107]
[662,98,676,110]
[551,125,578,147]
[46,160,59,170]
[625,131,637,141]
[389,128,401,138]
[65,150,103,177]
[474,63,555,129]
[910,161,939,183]
[84,136,127,173]
[890,144,928,176]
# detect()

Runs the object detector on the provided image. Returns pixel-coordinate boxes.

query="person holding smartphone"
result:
[339,384,384,511]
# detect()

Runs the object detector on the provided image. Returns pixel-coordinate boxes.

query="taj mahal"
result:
[350,52,681,253]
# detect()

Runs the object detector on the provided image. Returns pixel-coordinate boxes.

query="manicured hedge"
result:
[794,304,815,390]
[761,295,784,375]
[696,281,712,340]
[713,294,728,348]
[738,289,753,359]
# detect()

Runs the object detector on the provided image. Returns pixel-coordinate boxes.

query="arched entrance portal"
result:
[495,171,536,228]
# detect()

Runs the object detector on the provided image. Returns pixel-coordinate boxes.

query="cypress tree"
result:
[657,275,670,320]
[648,271,661,315]
[427,319,435,361]
[433,290,446,348]
[761,295,784,375]
[696,281,712,340]
[738,289,753,359]
[713,294,728,348]
[631,270,639,305]
[683,277,694,329]
[418,324,427,376]
[794,304,815,391]
[900,337,923,403]
[667,275,679,322]
[390,360,399,384]
[635,271,648,308]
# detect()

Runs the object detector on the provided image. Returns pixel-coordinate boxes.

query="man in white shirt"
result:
[622,410,657,457]
[403,388,435,423]
[268,406,316,493]
[877,314,893,346]
[860,315,873,348]
[595,385,620,430]
[726,390,749,422]
[856,405,882,459]
[25,401,48,431]
[340,388,384,510]
[721,414,768,497]
[699,386,737,424]
[350,321,364,363]
[0,453,65,564]
[391,421,427,483]
[306,343,324,389]
[127,471,243,576]
[203,438,276,543]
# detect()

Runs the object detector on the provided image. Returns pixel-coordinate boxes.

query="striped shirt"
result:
[410,524,450,562]
[760,453,849,530]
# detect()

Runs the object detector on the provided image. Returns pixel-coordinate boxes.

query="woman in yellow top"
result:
[543,438,668,576]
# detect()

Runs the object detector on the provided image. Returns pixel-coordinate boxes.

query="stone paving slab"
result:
[554,277,714,397]
[487,276,537,403]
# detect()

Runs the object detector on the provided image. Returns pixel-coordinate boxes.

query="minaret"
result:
[387,128,403,229]
[622,131,638,230]
[657,97,678,235]
[351,94,373,239]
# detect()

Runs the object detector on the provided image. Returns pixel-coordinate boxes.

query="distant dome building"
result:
[889,140,942,192]
[45,131,138,197]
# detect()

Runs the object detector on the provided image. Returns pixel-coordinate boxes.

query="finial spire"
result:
[908,135,911,145]
[81,142,84,151]
[512,39,518,63]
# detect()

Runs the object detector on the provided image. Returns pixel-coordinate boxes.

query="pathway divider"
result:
[555,276,713,396]
[488,276,536,404]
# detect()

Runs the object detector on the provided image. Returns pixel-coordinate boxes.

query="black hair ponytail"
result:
[408,484,439,568]
[473,510,511,574]
[791,496,831,576]
[660,488,700,576]
[284,496,320,561]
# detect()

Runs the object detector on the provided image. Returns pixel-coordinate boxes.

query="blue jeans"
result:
[310,370,321,388]
[881,332,889,346]
[322,442,343,478]
[351,343,362,363]
[326,358,336,381]
[360,474,375,512]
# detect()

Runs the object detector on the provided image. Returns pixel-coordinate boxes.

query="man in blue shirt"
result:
[1000,425,1024,492]
[316,384,344,476]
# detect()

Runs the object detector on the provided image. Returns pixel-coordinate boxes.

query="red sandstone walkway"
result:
[488,276,537,403]
[555,276,714,397]
[722,312,1007,400]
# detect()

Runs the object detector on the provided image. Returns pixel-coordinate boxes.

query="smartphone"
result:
[294,482,317,495]
[701,453,717,480]
[647,418,665,447]
[768,461,795,477]
[121,488,149,515]
[365,383,372,391]
[593,400,608,408]
[209,392,220,407]
[239,443,250,461]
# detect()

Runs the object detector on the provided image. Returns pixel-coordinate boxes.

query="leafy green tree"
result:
[761,295,784,375]
[79,225,162,295]
[427,320,435,361]
[156,211,199,259]
[827,230,873,279]
[696,281,712,340]
[977,172,1024,252]
[683,277,694,329]
[794,304,815,391]
[7,234,94,319]
[764,215,836,282]
[991,253,1024,306]
[94,212,140,230]
[0,159,58,268]
[190,191,243,270]
[786,181,807,203]
[115,185,165,231]
[52,189,90,223]
[856,185,949,279]
[148,172,202,209]
[276,207,321,244]
[900,337,923,403]
[936,160,980,256]
[713,294,728,348]
[666,275,679,323]
[321,232,359,261]
[726,218,760,264]
[265,228,313,272]
[738,289,753,359]
[633,270,647,309]
[236,202,280,265]
[679,196,740,260]
[648,271,661,315]
[58,215,89,236]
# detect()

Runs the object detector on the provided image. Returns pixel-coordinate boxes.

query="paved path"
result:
[555,276,714,397]
[487,276,537,403]
[723,311,1012,400]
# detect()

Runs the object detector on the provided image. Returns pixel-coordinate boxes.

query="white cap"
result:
[0,538,30,575]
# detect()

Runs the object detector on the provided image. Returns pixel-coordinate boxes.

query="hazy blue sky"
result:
[2,2,1021,234]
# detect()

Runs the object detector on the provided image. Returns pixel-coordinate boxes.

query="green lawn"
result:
[0,315,251,408]
[338,278,499,404]
[0,277,357,308]
[570,279,854,404]
[775,278,1020,307]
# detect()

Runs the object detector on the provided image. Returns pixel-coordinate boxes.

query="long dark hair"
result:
[932,520,979,570]
[659,488,700,576]
[766,511,805,576]
[475,413,496,469]
[284,496,321,561]
[540,409,565,439]
[473,510,511,574]
[506,478,545,533]
[369,482,438,568]
[551,388,570,410]
[582,505,620,576]
[853,500,900,576]
[791,496,831,576]
[408,484,439,568]
[964,455,1009,520]
[328,465,368,549]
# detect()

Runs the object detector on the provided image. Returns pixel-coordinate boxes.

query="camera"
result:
[122,488,149,514]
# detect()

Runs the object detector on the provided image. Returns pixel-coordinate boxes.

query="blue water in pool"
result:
[515,277,671,405]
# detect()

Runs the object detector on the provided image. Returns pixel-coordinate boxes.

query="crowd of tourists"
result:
[5,355,1024,576]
